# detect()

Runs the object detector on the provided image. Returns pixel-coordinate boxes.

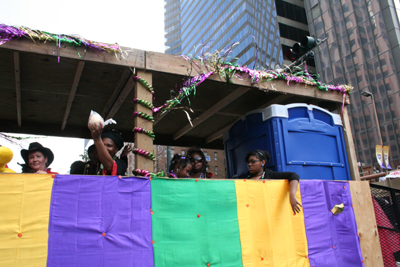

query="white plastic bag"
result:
[88,110,116,129]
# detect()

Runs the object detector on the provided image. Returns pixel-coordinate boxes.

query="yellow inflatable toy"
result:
[0,146,16,173]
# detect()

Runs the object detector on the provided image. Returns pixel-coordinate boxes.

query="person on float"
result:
[168,154,193,178]
[243,150,302,214]
[70,145,101,175]
[187,148,211,178]
[89,123,131,175]
[20,142,58,174]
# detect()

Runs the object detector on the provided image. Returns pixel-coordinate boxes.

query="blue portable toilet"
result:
[223,103,351,180]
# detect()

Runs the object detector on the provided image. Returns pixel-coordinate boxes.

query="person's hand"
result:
[121,144,133,157]
[89,123,103,140]
[35,170,47,174]
[290,195,302,214]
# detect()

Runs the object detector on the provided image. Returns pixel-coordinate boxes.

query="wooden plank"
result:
[205,93,293,143]
[61,61,85,130]
[0,39,145,68]
[101,68,132,118]
[146,52,349,104]
[350,181,384,267]
[173,86,251,140]
[339,104,360,181]
[13,52,21,127]
[105,73,136,120]
[134,71,154,172]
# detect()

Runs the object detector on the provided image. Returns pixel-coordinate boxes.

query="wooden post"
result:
[339,103,360,181]
[133,70,154,173]
[350,181,384,267]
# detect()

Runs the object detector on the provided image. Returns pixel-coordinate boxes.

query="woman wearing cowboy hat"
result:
[20,142,58,174]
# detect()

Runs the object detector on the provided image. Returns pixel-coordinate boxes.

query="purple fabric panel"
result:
[300,181,364,267]
[47,175,153,267]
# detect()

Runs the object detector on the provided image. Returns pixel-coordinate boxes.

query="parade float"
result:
[0,24,385,266]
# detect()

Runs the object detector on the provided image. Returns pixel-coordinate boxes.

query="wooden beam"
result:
[101,68,132,118]
[61,61,85,130]
[350,181,384,267]
[13,52,21,127]
[173,86,251,140]
[134,71,154,172]
[205,93,293,143]
[0,39,145,68]
[105,74,136,120]
[146,51,348,104]
[338,103,360,181]
[205,124,232,144]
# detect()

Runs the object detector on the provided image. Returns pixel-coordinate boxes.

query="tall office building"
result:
[304,0,400,170]
[164,0,310,70]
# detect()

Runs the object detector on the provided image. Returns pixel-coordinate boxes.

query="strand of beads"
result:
[132,111,154,122]
[133,76,154,95]
[132,168,151,177]
[133,98,154,110]
[133,127,155,139]
[133,148,155,161]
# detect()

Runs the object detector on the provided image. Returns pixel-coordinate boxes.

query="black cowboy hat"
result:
[21,142,54,166]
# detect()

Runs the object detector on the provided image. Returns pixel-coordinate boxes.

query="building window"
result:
[182,150,186,156]
[215,166,218,175]
[214,152,217,161]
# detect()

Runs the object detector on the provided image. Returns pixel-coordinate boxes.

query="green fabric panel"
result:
[151,178,243,267]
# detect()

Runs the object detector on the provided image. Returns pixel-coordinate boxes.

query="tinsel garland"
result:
[132,168,151,177]
[132,111,154,122]
[132,169,166,178]
[132,148,155,161]
[133,98,154,110]
[0,133,42,148]
[0,24,121,55]
[133,76,154,95]
[133,127,155,139]
[153,71,214,114]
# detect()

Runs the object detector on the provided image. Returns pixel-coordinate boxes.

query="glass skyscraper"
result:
[164,0,400,171]
[304,0,400,170]
[164,0,309,70]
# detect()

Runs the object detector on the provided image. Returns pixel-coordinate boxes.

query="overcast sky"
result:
[1,0,165,174]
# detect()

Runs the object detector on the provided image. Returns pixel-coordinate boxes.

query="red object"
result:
[151,240,155,244]
[246,204,249,207]
[197,214,201,218]
[196,179,199,182]
[208,172,213,178]
[102,233,106,237]
[46,169,59,174]
[18,233,22,238]
[372,197,400,266]
[150,211,154,215]
[207,264,210,267]
[102,161,117,175]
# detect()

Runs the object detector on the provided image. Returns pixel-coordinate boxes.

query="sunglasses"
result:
[191,157,203,162]
[246,160,260,165]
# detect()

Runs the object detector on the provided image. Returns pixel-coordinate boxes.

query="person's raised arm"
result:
[89,124,114,173]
